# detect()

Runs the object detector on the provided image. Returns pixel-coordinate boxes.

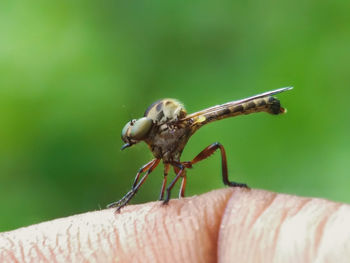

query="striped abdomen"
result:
[192,96,286,127]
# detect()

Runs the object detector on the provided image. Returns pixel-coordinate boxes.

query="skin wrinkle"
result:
[95,226,101,250]
[159,207,173,260]
[147,206,167,263]
[95,228,108,260]
[155,219,167,263]
[168,201,189,262]
[117,207,145,260]
[299,200,342,262]
[4,235,15,249]
[112,218,123,260]
[114,189,229,263]
[190,200,205,262]
[101,226,114,252]
[54,233,60,255]
[183,220,195,263]
[248,192,277,229]
[318,204,350,263]
[65,224,72,259]
[271,206,289,254]
[183,203,201,263]
[191,200,210,262]
[212,189,238,262]
[313,203,342,257]
[166,208,185,263]
[19,240,25,263]
[145,206,164,263]
[90,248,100,263]
[47,245,57,263]
[87,234,93,252]
[101,224,115,258]
[251,193,278,261]
[179,195,207,262]
[92,229,106,263]
[76,226,82,260]
[313,213,329,257]
[1,248,17,263]
[275,196,313,262]
[41,234,47,249]
[34,234,49,262]
[132,214,142,256]
[271,198,312,257]
[174,201,192,262]
[0,236,16,262]
[218,190,261,261]
[113,210,130,259]
[134,214,148,261]
[106,227,118,259]
[291,198,312,217]
[218,190,302,262]
[29,242,46,262]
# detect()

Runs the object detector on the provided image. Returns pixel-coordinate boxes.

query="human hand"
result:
[1,188,350,262]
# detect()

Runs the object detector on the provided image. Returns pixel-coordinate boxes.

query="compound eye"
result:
[129,117,153,140]
[121,120,135,142]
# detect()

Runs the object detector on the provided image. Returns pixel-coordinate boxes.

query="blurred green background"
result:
[1,0,350,232]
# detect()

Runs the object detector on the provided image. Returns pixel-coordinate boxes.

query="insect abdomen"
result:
[245,96,285,115]
[198,96,286,126]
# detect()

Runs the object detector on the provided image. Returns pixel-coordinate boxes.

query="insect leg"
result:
[163,163,185,204]
[108,159,157,208]
[191,142,248,188]
[132,159,158,188]
[179,173,187,198]
[173,165,188,198]
[116,159,160,211]
[107,159,160,211]
[159,164,170,201]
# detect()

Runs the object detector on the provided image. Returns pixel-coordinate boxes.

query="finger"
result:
[0,188,235,262]
[1,189,350,263]
[218,189,350,263]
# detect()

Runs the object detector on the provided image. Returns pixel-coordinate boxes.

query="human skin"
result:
[1,188,350,263]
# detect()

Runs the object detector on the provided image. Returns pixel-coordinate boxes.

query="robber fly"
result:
[108,87,293,211]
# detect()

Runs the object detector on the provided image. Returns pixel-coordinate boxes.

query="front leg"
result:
[132,159,159,188]
[107,159,160,211]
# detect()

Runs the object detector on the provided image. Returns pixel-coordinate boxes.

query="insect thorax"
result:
[145,125,192,163]
[144,98,187,124]
[143,99,191,163]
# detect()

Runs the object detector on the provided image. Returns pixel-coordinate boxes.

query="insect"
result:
[108,87,293,211]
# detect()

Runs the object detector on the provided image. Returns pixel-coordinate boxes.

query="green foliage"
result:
[1,0,350,231]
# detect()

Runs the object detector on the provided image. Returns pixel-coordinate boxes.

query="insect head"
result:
[121,117,153,150]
